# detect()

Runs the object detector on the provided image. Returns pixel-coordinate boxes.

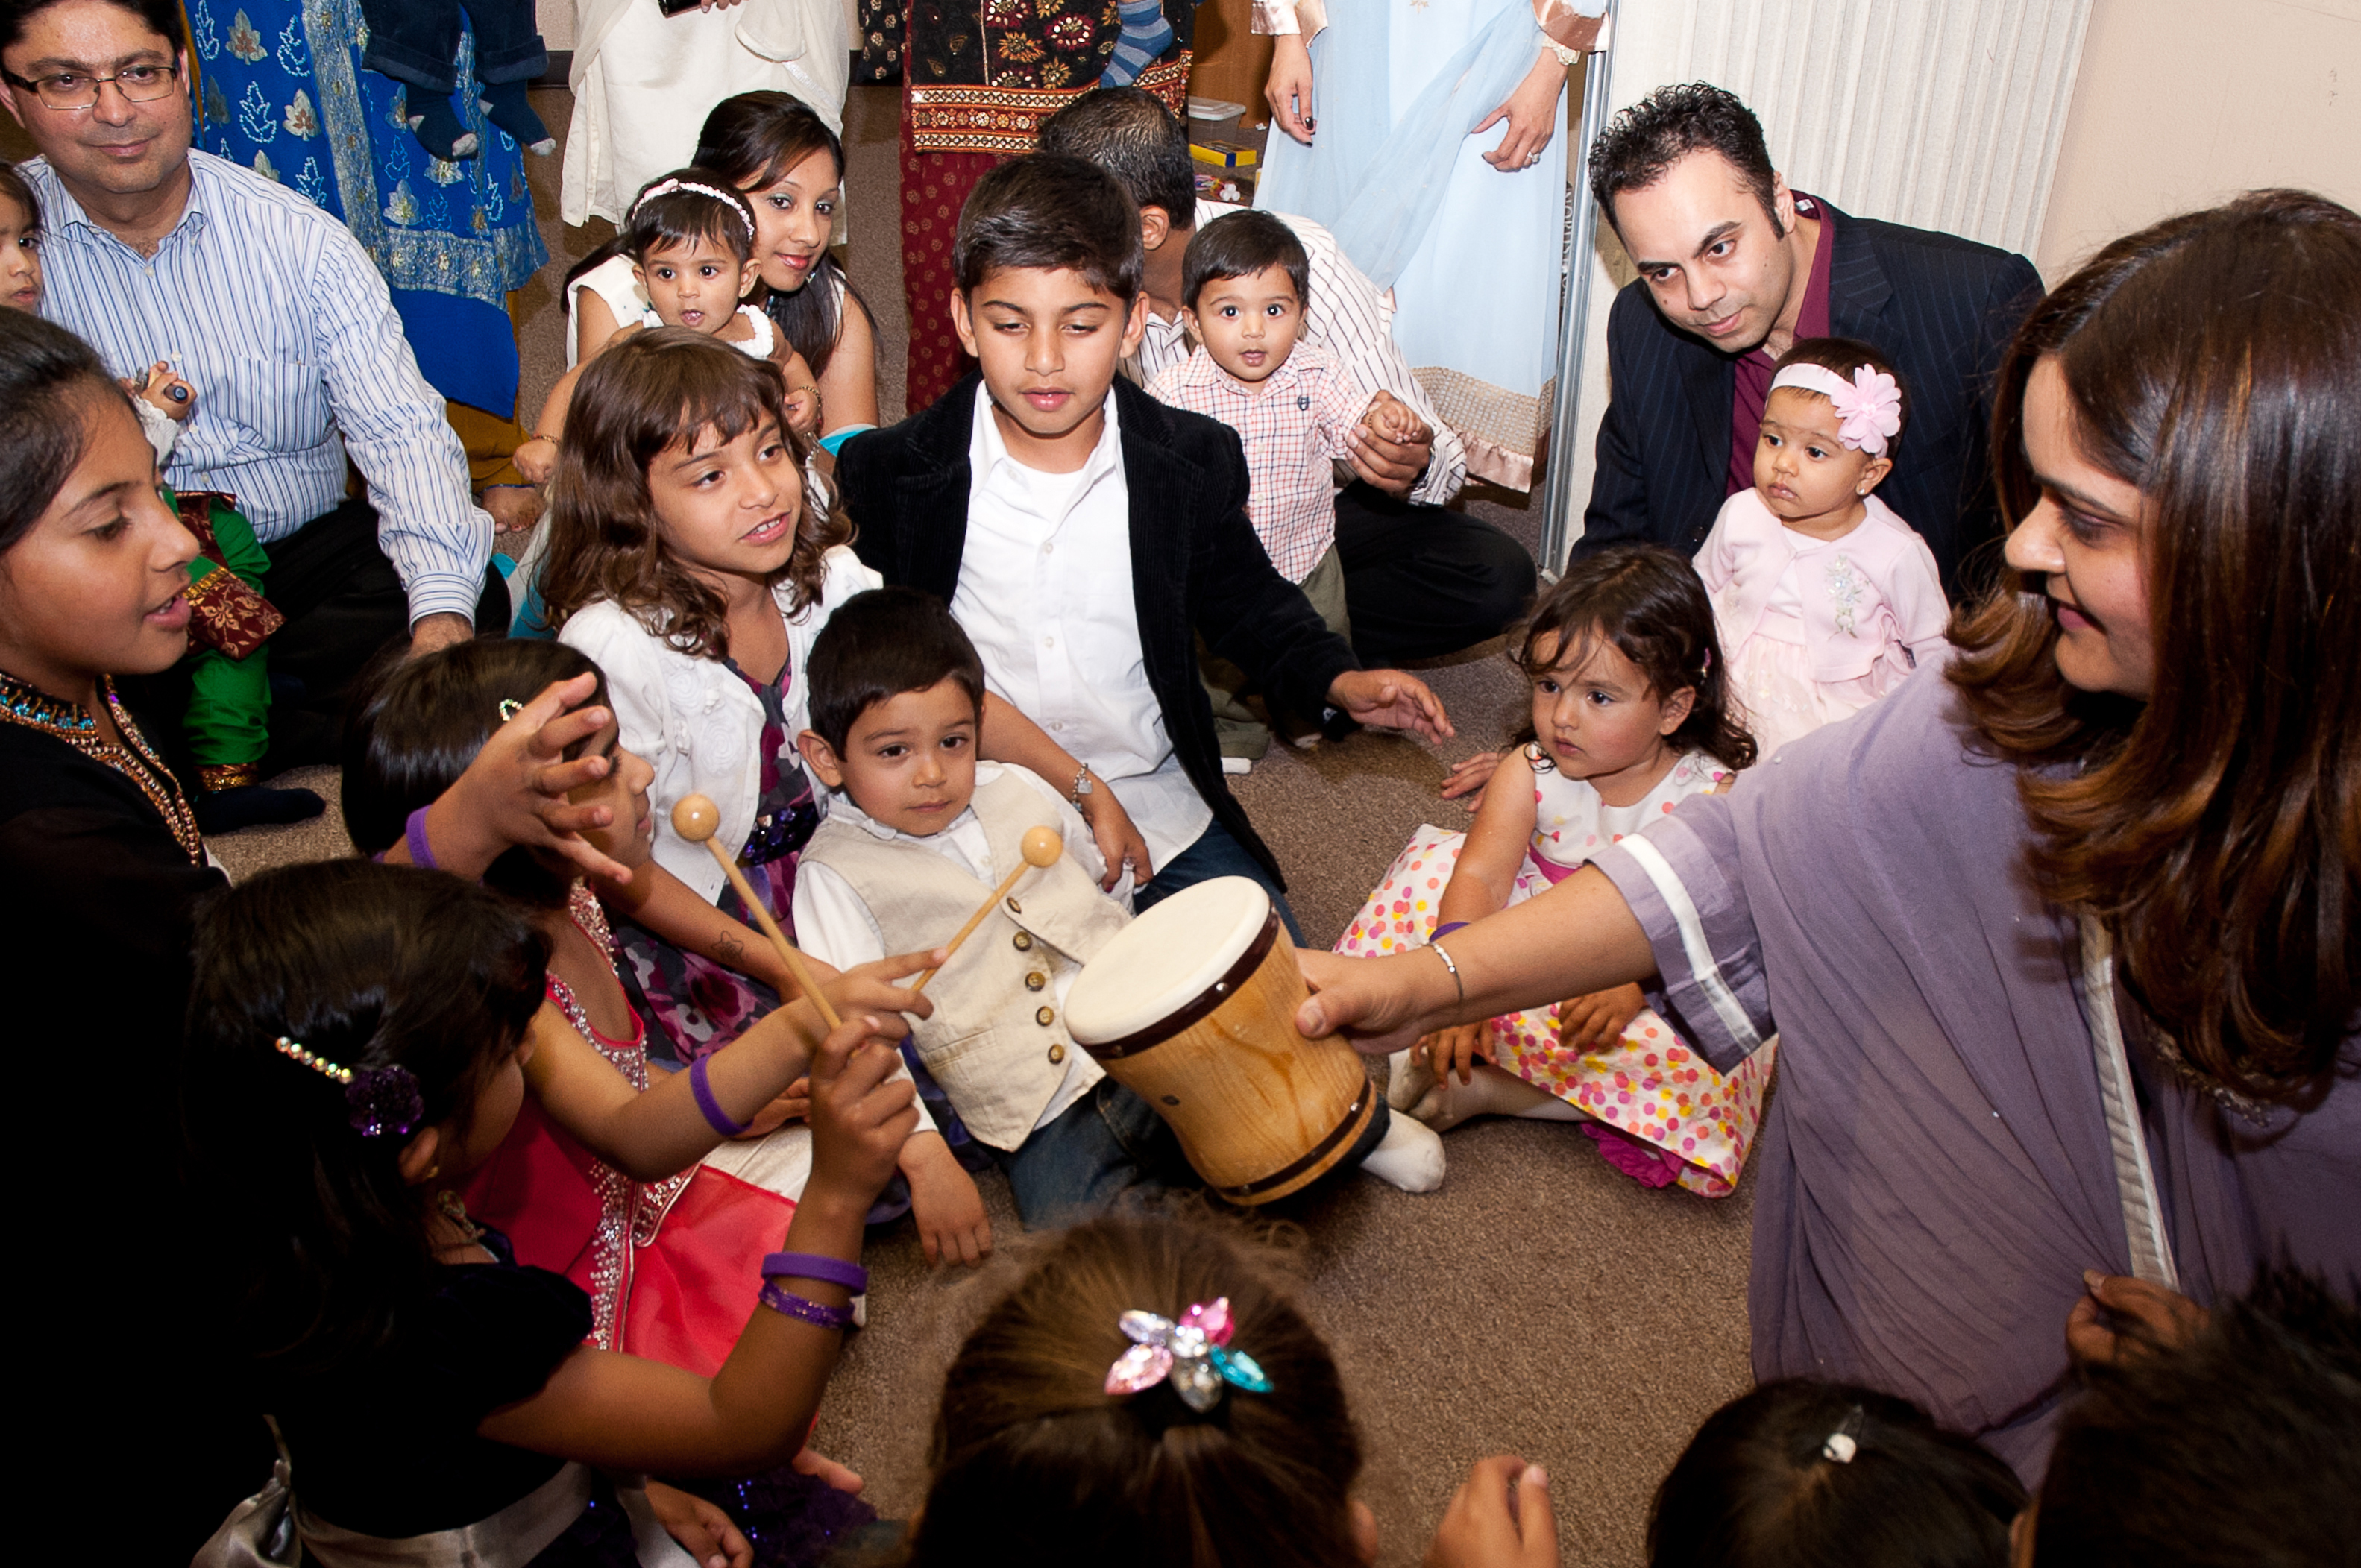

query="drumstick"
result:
[670,793,841,1031]
[911,825,1064,993]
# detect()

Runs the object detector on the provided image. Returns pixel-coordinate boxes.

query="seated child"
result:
[1696,336,1950,759]
[1145,209,1427,764]
[344,637,991,1356]
[181,860,915,1564]
[1339,546,1768,1197]
[837,154,1455,940]
[896,1213,1559,1567]
[516,169,823,487]
[1647,1379,2026,1568]
[0,160,322,834]
[790,587,1444,1225]
[2034,1268,2360,1567]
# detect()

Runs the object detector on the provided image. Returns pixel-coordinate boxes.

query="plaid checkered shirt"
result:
[1147,339,1370,584]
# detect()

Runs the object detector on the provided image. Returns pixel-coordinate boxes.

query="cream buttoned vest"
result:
[799,772,1131,1150]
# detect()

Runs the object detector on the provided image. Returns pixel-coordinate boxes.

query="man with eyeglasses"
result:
[1,0,505,767]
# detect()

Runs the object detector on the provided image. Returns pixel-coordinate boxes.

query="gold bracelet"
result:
[1428,940,1465,1007]
[530,432,561,446]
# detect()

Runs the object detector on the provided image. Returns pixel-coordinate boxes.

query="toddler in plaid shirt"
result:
[1148,211,1426,763]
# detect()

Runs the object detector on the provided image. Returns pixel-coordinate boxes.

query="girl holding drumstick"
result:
[1295,192,2361,1479]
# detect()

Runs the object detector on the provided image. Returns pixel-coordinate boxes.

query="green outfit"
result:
[171,488,275,792]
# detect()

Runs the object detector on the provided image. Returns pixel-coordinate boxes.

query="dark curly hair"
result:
[1588,82,1779,236]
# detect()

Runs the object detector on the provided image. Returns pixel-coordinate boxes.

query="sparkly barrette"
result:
[1104,1297,1272,1411]
[274,1036,425,1138]
[1821,1405,1864,1464]
[497,697,524,722]
[630,178,756,240]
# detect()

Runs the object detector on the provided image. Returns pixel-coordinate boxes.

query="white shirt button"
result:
[1042,635,1055,649]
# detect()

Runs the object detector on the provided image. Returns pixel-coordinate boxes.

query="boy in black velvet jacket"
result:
[837,155,1452,938]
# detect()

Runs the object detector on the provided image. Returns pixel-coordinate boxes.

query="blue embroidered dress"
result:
[189,0,546,416]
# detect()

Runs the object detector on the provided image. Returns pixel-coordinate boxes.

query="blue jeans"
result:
[997,1080,1192,1227]
[1137,818,1304,944]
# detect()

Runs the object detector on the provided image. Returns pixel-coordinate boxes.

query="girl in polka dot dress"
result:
[1335,546,1773,1195]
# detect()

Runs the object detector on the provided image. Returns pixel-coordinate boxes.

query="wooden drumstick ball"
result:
[911,825,1063,993]
[670,793,842,1030]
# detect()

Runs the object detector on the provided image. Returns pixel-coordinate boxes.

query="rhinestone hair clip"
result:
[274,1036,425,1138]
[1104,1297,1272,1411]
[629,178,755,240]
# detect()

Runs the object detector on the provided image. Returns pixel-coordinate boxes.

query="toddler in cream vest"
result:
[791,590,1444,1225]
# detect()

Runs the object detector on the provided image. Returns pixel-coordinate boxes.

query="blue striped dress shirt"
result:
[23,150,491,624]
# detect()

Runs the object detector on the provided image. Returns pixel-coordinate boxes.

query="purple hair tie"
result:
[1432,921,1471,941]
[689,1055,751,1138]
[404,806,439,871]
[274,1036,425,1138]
[761,1251,868,1293]
[759,1281,857,1331]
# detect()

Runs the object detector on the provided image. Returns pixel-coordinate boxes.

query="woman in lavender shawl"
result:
[1295,191,2361,1479]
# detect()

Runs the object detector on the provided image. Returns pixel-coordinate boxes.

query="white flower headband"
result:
[630,178,755,241]
[1769,363,1903,457]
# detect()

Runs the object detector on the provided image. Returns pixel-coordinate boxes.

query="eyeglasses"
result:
[1,60,180,111]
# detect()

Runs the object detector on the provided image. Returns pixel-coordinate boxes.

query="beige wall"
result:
[2037,0,2361,279]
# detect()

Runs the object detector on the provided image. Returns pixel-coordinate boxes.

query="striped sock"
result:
[1098,0,1175,86]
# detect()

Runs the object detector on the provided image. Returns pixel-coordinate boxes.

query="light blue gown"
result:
[1257,0,1564,487]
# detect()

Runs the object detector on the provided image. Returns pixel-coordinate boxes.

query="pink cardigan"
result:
[1697,488,1950,687]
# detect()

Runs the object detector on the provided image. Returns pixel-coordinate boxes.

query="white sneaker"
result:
[1221,755,1252,775]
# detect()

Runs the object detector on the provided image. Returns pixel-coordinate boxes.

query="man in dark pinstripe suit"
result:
[1574,84,2043,600]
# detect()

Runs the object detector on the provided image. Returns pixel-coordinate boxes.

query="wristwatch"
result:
[1069,763,1095,810]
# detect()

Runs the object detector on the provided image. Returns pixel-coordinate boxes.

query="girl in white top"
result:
[1337,547,1772,1196]
[518,171,822,489]
[1696,337,1952,760]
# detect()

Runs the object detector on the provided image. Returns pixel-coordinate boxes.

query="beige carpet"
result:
[197,84,1755,1567]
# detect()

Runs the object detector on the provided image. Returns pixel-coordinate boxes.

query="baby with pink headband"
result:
[1693,336,1952,758]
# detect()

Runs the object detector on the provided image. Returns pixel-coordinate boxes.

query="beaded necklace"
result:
[0,669,203,863]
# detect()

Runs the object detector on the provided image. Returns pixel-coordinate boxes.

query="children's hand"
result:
[481,483,544,535]
[131,362,197,421]
[1360,388,1427,447]
[643,1480,751,1568]
[1329,669,1455,744]
[820,948,942,1035]
[902,1130,992,1267]
[1419,1021,1487,1086]
[513,435,559,487]
[1078,785,1154,889]
[1343,415,1435,497]
[1264,32,1316,143]
[2066,1271,2209,1367]
[1475,51,1567,172]
[803,1013,922,1209]
[1440,749,1503,811]
[414,673,638,884]
[1426,1457,1557,1568]
[783,381,823,437]
[1556,983,1644,1052]
[735,1078,809,1138]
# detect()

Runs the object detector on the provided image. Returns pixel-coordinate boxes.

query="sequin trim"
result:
[0,671,202,863]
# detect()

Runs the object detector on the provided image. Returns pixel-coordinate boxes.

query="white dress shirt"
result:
[793,763,1122,1133]
[1127,198,1468,507]
[23,152,491,626]
[950,385,1216,870]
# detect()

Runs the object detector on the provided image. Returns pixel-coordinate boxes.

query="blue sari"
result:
[189,0,547,416]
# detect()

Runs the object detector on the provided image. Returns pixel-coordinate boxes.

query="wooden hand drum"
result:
[1066,878,1376,1206]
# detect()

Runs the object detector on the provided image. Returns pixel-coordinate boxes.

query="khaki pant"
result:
[1200,543,1350,760]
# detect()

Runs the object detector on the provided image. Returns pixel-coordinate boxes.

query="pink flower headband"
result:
[1104,1297,1273,1411]
[1769,363,1902,457]
[630,178,755,240]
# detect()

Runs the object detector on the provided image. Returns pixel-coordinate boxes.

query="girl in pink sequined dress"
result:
[1336,547,1771,1194]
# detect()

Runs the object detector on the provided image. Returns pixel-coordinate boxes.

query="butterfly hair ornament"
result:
[1104,1297,1274,1411]
[274,1036,425,1138]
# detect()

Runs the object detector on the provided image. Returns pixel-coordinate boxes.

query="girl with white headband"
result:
[1694,336,1951,758]
[519,169,824,489]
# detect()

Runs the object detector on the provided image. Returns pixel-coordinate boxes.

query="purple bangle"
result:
[759,1281,857,1331]
[761,1251,868,1293]
[1432,921,1470,940]
[688,1056,750,1138]
[404,806,439,870]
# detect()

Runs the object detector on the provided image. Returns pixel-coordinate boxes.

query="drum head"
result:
[1066,877,1273,1047]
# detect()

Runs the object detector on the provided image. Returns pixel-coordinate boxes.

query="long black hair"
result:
[0,310,134,555]
[342,638,612,910]
[693,90,872,377]
[182,860,550,1370]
